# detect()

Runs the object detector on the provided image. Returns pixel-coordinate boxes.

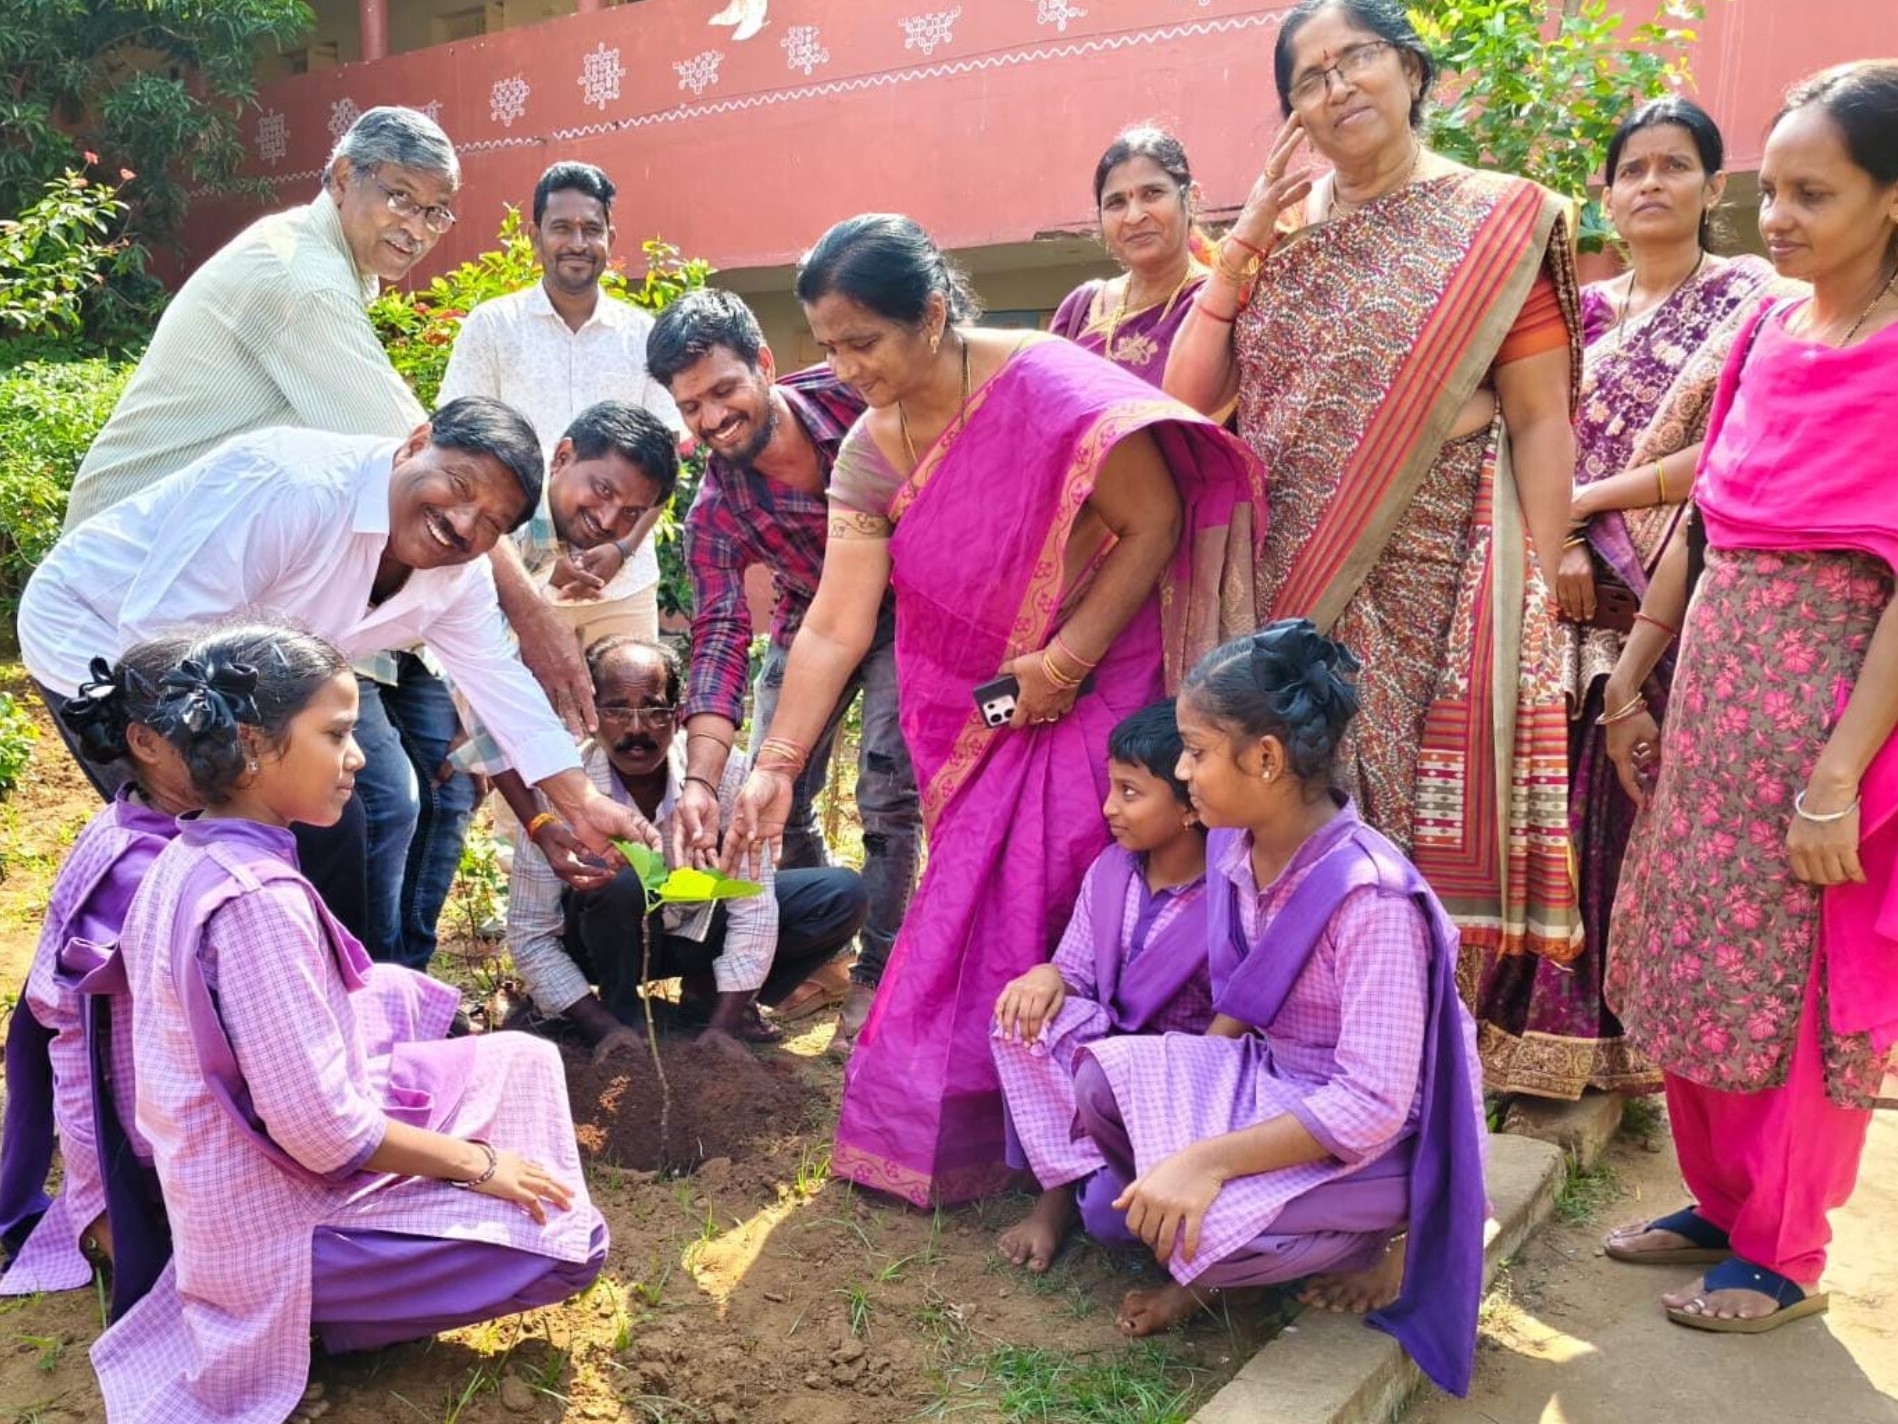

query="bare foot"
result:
[1117,1281,1214,1337]
[1661,1273,1706,1311]
[291,1383,329,1421]
[1665,1274,1820,1322]
[1298,1234,1406,1313]
[997,1185,1078,1274]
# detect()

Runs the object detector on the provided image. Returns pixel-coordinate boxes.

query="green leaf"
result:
[611,839,670,896]
[654,867,766,904]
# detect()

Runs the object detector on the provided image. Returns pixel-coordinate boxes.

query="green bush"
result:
[0,691,37,800]
[0,357,135,633]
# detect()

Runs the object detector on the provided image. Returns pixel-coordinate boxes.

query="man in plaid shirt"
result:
[648,289,921,1056]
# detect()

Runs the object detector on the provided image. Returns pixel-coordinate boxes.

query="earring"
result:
[246,760,258,774]
[929,327,942,355]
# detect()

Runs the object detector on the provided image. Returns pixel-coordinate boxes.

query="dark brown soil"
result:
[565,1034,817,1172]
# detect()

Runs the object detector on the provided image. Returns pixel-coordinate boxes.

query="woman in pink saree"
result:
[723,215,1266,1205]
[1599,63,1898,1334]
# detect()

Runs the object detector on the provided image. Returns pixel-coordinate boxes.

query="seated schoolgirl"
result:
[1,637,196,1299]
[990,701,1214,1273]
[91,623,607,1424]
[1073,620,1487,1398]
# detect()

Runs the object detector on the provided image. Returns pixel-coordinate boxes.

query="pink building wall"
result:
[182,0,1894,284]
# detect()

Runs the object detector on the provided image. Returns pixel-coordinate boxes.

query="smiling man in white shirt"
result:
[19,398,662,919]
[438,161,682,648]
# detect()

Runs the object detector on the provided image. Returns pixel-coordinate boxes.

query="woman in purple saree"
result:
[1050,127,1211,388]
[723,215,1265,1206]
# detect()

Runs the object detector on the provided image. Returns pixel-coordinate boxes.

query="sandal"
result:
[773,958,852,1024]
[1604,1206,1731,1265]
[1666,1257,1829,1334]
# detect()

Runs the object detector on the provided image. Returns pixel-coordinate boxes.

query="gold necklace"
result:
[1105,261,1201,359]
[897,332,972,468]
[1613,248,1705,349]
[1839,259,1898,347]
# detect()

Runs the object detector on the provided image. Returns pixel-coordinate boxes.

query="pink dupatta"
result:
[1698,303,1898,1062]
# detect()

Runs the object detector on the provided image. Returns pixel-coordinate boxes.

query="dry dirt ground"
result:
[0,669,1281,1424]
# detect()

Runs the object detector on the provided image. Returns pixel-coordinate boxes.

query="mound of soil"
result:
[564,1035,814,1172]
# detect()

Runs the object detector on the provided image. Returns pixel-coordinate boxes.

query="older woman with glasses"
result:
[1167,0,1583,1028]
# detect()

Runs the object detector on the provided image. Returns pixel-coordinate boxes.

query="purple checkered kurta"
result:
[2,794,176,1295]
[1084,810,1481,1287]
[92,818,603,1424]
[992,846,1214,1188]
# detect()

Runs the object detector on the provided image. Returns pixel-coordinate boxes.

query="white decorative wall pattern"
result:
[674,50,724,97]
[256,111,288,166]
[782,25,831,76]
[490,75,531,128]
[579,42,627,110]
[326,97,361,142]
[900,9,962,58]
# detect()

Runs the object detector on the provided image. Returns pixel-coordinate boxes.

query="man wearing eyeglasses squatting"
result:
[51,106,608,963]
[497,637,869,1061]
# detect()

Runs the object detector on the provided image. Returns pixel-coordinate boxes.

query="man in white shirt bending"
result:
[19,399,662,924]
[439,161,682,647]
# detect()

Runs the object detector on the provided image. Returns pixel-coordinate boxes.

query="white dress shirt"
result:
[436,282,681,598]
[18,428,579,785]
[506,739,778,1015]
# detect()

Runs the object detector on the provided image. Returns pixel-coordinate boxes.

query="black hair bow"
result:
[156,658,262,736]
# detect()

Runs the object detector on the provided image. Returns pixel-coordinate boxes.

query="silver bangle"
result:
[447,1138,499,1189]
[1793,790,1860,824]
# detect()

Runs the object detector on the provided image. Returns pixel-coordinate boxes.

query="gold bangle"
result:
[526,811,560,838]
[1654,459,1669,504]
[1040,651,1084,690]
[1598,694,1648,726]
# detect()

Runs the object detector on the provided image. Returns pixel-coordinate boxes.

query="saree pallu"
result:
[1478,257,1781,1097]
[1050,271,1209,387]
[832,337,1265,1206]
[1234,168,1581,975]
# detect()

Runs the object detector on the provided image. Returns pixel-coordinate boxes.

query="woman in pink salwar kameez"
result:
[1074,621,1487,1398]
[1,638,194,1311]
[92,626,605,1424]
[722,214,1265,1207]
[1600,63,1898,1335]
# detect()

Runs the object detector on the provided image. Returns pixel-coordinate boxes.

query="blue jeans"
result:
[749,601,919,987]
[353,656,477,969]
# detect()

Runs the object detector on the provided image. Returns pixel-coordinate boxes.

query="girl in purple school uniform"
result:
[1,637,195,1300]
[91,623,606,1424]
[1073,619,1488,1398]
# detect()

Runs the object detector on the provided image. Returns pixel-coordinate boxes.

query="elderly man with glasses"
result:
[499,637,868,1061]
[54,106,603,965]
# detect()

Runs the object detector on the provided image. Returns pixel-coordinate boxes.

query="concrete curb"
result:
[1190,1134,1566,1424]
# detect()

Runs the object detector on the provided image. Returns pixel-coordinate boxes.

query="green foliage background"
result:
[1412,0,1705,248]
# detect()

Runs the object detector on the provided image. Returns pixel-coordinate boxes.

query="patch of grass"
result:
[3,1397,67,1424]
[15,1332,63,1372]
[1620,1094,1663,1139]
[620,1395,707,1423]
[1554,1157,1622,1225]
[912,1287,971,1360]
[835,1282,873,1339]
[929,1341,1201,1424]
[792,1140,831,1199]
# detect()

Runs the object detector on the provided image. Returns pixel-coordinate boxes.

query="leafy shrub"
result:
[1,166,138,345]
[0,692,37,800]
[1412,0,1704,249]
[0,358,135,633]
[370,210,714,614]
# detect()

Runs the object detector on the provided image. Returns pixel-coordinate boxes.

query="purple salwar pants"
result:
[309,1218,608,1354]
[1073,1058,1407,1286]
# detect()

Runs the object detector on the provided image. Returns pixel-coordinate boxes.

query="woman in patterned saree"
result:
[1051,127,1211,387]
[1166,0,1582,994]
[1601,61,1898,1333]
[722,215,1265,1206]
[1477,99,1784,1101]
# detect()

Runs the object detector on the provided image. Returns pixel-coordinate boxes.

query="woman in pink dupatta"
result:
[1050,127,1211,388]
[722,215,1265,1206]
[1599,63,1898,1334]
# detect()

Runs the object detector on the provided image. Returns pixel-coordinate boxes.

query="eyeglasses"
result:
[371,170,457,235]
[598,704,677,731]
[1286,39,1395,107]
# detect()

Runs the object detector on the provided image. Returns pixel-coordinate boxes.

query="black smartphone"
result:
[973,674,1021,729]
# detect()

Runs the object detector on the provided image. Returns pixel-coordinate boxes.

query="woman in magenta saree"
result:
[723,215,1264,1205]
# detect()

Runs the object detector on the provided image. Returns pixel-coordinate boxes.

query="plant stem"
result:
[638,909,673,1168]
